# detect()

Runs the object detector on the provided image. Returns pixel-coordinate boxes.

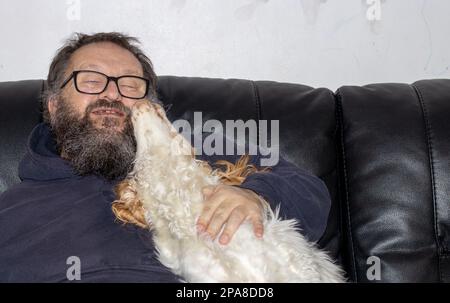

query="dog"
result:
[112,100,345,283]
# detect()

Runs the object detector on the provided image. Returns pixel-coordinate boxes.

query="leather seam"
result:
[412,83,442,281]
[250,81,262,121]
[335,90,357,281]
[251,81,262,146]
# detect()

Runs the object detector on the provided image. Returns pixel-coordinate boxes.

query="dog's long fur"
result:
[112,101,345,282]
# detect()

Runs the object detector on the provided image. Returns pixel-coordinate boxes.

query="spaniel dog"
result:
[112,100,345,283]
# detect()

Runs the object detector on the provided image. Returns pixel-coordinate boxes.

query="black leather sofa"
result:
[0,76,449,282]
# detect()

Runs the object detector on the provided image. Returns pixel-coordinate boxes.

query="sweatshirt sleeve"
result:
[196,134,332,243]
[238,156,331,243]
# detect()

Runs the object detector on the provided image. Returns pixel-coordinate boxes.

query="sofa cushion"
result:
[337,80,450,282]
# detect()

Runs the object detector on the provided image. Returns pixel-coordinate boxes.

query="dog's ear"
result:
[112,179,149,229]
[215,155,271,185]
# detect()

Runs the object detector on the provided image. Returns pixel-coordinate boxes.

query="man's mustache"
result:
[85,99,132,118]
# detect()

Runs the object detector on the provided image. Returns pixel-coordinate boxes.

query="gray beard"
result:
[50,97,136,181]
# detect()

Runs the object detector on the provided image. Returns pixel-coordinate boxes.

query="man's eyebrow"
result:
[78,64,102,70]
[77,64,142,76]
[122,69,142,76]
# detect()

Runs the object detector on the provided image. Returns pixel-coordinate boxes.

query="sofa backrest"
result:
[0,80,43,192]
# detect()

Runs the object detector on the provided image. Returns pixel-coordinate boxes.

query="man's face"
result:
[50,41,144,131]
[48,42,146,180]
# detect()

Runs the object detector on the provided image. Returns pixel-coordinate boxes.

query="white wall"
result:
[0,0,449,90]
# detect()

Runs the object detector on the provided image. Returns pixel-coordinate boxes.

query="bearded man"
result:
[0,32,331,282]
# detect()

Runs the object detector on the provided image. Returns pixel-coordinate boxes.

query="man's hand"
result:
[196,184,267,245]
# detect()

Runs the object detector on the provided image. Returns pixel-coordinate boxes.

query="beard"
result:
[50,96,136,181]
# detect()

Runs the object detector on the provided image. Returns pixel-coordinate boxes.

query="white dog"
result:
[113,100,345,283]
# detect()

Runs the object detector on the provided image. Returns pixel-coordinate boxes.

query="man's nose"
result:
[100,80,122,101]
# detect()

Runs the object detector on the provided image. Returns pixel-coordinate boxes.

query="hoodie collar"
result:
[19,123,76,181]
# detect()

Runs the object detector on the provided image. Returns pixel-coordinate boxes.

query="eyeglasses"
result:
[60,70,149,99]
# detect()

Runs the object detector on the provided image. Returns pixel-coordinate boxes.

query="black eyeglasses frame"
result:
[59,70,150,100]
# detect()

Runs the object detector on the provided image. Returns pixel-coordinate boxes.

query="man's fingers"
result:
[197,186,221,233]
[218,208,247,245]
[197,185,267,243]
[251,215,264,238]
[202,185,215,198]
[205,205,234,240]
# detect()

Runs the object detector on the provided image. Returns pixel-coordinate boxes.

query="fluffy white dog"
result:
[113,100,345,283]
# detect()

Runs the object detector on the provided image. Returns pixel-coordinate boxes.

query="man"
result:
[0,32,331,282]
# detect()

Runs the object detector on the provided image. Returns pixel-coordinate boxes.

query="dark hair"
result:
[42,32,157,123]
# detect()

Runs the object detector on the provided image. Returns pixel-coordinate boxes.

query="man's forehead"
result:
[69,42,144,76]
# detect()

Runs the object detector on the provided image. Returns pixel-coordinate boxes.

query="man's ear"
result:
[48,95,58,117]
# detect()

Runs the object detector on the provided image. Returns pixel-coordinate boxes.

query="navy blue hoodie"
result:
[0,123,331,282]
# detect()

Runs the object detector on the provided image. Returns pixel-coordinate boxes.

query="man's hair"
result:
[42,32,157,123]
